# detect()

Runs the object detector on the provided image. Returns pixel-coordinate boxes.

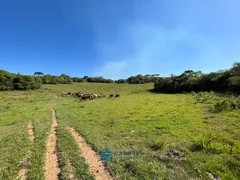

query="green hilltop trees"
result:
[1,62,240,92]
[86,76,114,83]
[154,62,240,93]
[0,70,16,90]
[115,79,127,83]
[41,74,73,84]
[72,77,84,82]
[34,72,44,77]
[12,75,42,90]
[126,74,159,84]
[0,70,42,90]
[0,70,73,90]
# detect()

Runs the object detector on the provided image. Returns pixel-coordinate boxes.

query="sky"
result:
[0,0,239,79]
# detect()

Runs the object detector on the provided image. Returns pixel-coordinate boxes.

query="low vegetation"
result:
[56,126,94,180]
[0,90,52,180]
[192,92,240,112]
[52,83,239,179]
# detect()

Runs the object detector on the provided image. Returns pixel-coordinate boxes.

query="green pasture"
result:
[0,83,239,179]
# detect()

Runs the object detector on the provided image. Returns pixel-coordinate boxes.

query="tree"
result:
[154,62,240,93]
[72,77,84,82]
[34,72,44,77]
[115,79,127,83]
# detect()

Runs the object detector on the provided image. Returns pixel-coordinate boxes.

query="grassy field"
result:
[0,90,52,180]
[0,83,240,180]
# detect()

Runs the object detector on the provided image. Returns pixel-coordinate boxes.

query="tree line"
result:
[0,71,74,90]
[154,62,240,94]
[0,71,116,90]
[41,74,73,84]
[84,76,114,83]
[116,74,160,84]
[1,62,239,92]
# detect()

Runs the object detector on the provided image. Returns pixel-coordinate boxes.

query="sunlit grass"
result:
[52,83,240,179]
[0,90,52,180]
[0,83,239,179]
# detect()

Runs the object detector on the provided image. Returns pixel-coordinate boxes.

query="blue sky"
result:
[0,0,239,79]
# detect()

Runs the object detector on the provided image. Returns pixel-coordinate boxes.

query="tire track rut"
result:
[17,122,35,180]
[67,127,113,180]
[44,108,60,180]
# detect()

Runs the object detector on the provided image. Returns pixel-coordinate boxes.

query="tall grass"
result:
[192,91,240,112]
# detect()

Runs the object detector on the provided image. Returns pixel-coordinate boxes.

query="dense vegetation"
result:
[0,70,42,90]
[115,74,160,84]
[42,74,73,84]
[127,74,159,84]
[0,71,73,90]
[154,62,240,93]
[86,76,114,83]
[72,77,84,82]
[192,91,240,112]
[1,62,240,92]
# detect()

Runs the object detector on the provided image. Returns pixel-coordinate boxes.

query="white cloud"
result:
[93,21,238,79]
[96,61,127,80]
[61,0,239,79]
[93,23,208,79]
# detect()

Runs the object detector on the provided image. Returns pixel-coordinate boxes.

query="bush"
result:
[193,91,217,103]
[12,75,42,90]
[193,92,240,112]
[0,70,42,90]
[0,70,16,90]
[191,138,218,153]
[72,77,84,82]
[211,97,240,112]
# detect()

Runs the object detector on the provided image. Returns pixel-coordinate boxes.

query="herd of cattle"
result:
[61,92,120,100]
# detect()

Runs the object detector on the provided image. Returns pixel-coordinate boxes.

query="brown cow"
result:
[81,95,88,100]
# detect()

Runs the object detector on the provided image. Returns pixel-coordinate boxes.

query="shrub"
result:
[191,138,218,153]
[0,70,42,90]
[193,92,240,112]
[193,91,216,104]
[12,75,42,90]
[0,70,16,90]
[211,97,240,112]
